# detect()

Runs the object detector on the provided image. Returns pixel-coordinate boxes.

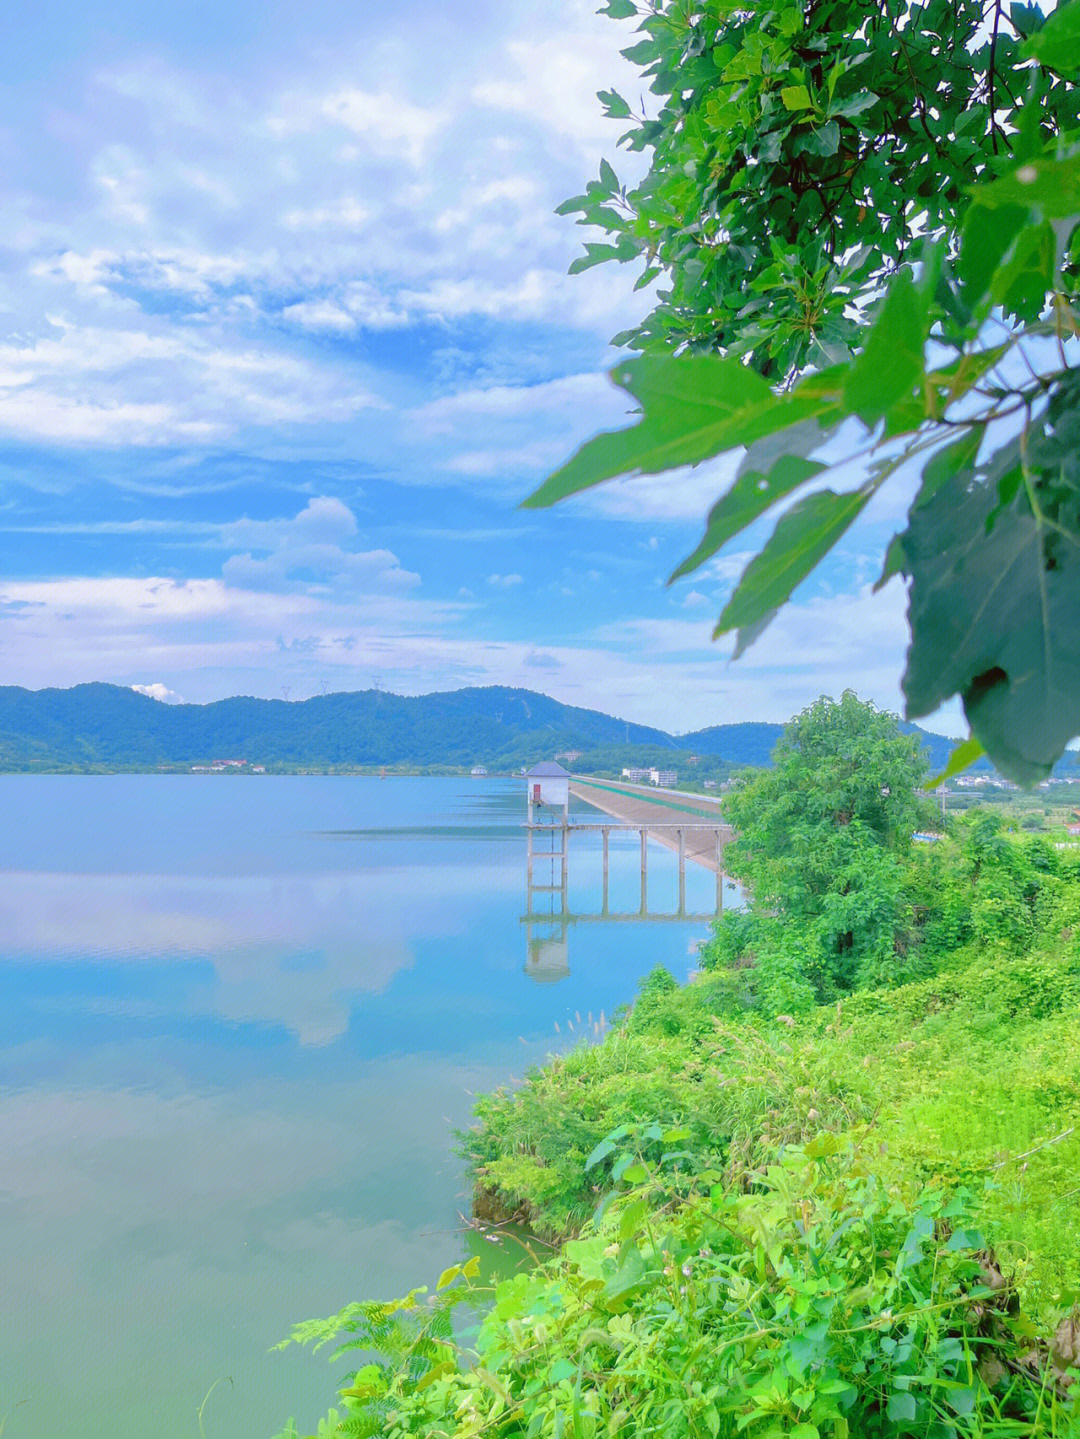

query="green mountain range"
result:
[0,682,1040,777]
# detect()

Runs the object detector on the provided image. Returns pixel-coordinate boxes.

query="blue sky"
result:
[0,0,962,734]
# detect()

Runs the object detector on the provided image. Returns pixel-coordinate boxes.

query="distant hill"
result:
[0,683,674,771]
[677,719,999,775]
[1,682,1074,776]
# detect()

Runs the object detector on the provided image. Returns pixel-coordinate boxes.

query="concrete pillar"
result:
[640,827,647,913]
[601,827,610,914]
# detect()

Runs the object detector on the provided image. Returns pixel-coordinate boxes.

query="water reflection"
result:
[0,777,732,1439]
[521,815,744,983]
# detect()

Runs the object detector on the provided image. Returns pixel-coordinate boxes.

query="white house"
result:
[650,768,677,788]
[525,761,570,819]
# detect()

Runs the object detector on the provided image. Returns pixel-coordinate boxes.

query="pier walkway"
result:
[568,776,734,873]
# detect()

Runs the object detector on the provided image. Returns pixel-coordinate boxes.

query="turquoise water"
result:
[0,776,733,1439]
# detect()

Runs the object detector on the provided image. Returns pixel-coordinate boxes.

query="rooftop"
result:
[526,761,571,778]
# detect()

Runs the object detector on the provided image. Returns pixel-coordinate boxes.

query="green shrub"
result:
[277,1143,1078,1439]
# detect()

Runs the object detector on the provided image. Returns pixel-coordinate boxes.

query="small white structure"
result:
[650,768,677,788]
[622,767,649,782]
[470,765,488,777]
[525,761,570,822]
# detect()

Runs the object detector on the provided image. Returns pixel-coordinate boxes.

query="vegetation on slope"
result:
[278,697,1080,1438]
[0,682,1000,774]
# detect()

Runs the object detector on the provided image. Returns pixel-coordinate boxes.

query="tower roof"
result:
[525,761,571,777]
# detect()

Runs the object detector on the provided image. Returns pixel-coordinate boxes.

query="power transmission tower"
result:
[281,685,291,702]
[319,680,329,696]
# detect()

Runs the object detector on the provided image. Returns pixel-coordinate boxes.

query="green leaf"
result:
[670,430,827,582]
[436,1264,462,1290]
[585,1138,617,1171]
[991,220,1056,320]
[599,158,620,192]
[958,201,1028,312]
[886,1392,917,1422]
[829,90,879,118]
[716,487,871,647]
[597,90,632,120]
[843,271,929,425]
[618,1197,649,1240]
[660,1126,692,1144]
[1021,1,1080,73]
[525,356,831,508]
[781,84,814,110]
[601,1245,649,1305]
[971,153,1080,218]
[927,736,986,787]
[902,469,1080,784]
[568,242,634,275]
[803,120,840,156]
[876,430,983,591]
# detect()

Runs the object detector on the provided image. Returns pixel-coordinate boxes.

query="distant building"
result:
[703,780,717,789]
[212,759,247,767]
[252,766,266,773]
[526,761,570,818]
[1068,824,1080,836]
[622,767,650,782]
[650,768,677,788]
[555,750,582,765]
[191,766,211,772]
[471,765,488,777]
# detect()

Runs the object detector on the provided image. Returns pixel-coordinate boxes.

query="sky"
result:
[0,0,965,735]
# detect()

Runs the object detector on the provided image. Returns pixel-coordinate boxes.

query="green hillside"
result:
[0,682,1044,776]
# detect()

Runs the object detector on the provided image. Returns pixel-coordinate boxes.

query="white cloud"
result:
[473,21,637,153]
[282,197,369,230]
[280,298,357,332]
[0,317,381,444]
[319,89,446,164]
[131,682,185,702]
[487,572,523,587]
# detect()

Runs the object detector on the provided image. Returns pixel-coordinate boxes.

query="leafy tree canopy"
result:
[527,0,1080,786]
[721,692,934,1001]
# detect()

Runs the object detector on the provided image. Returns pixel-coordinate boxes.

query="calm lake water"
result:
[0,776,736,1439]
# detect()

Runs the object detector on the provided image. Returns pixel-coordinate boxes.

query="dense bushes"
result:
[278,1141,1078,1439]
[276,702,1080,1437]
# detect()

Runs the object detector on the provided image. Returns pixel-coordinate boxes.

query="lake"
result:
[0,776,737,1439]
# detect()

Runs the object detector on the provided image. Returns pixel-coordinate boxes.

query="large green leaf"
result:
[927,736,986,788]
[970,154,1080,219]
[842,271,930,425]
[902,472,1080,784]
[957,201,1028,313]
[669,421,827,581]
[716,487,872,648]
[1021,1,1080,73]
[875,429,984,590]
[524,356,832,508]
